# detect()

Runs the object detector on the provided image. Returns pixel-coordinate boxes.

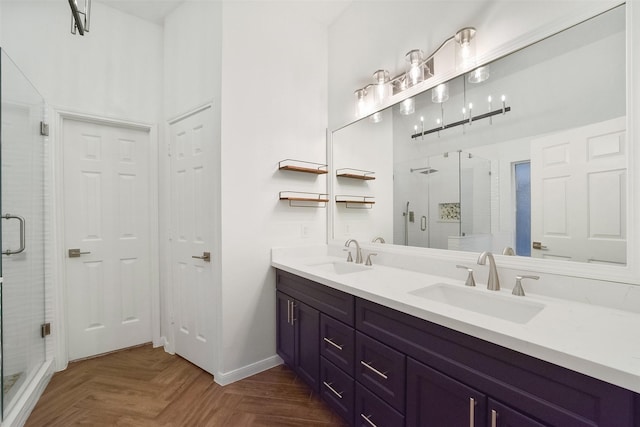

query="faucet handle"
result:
[365,253,377,266]
[456,265,476,287]
[512,275,539,296]
[343,248,353,262]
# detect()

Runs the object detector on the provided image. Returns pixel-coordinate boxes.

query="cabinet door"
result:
[276,291,295,367]
[488,399,548,427]
[407,358,486,427]
[295,300,320,393]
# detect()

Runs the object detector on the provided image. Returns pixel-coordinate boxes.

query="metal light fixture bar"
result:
[411,106,511,139]
[355,27,476,96]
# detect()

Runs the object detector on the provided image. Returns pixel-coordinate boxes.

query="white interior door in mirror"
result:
[530,117,626,265]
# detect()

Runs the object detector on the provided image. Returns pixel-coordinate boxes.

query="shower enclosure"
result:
[0,49,47,420]
[395,151,491,250]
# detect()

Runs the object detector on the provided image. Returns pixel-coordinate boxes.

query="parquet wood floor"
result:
[25,344,347,426]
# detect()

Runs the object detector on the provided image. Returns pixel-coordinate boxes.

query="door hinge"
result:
[41,322,51,338]
[40,121,49,136]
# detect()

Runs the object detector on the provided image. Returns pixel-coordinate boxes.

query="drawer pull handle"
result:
[323,337,344,351]
[360,361,388,380]
[491,409,497,427]
[323,381,343,399]
[361,414,378,427]
[470,397,476,427]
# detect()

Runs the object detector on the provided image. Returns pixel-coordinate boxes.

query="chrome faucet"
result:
[372,236,386,243]
[345,239,363,264]
[477,251,500,291]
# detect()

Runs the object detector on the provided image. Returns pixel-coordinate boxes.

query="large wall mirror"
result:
[331,4,627,267]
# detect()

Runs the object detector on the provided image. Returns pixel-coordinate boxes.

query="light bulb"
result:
[405,49,425,87]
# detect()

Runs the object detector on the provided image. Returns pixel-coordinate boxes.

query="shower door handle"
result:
[421,216,427,231]
[2,214,26,255]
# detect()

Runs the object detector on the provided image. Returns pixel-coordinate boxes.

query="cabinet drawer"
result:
[321,314,355,376]
[355,332,405,413]
[277,269,354,325]
[320,357,355,426]
[355,382,404,427]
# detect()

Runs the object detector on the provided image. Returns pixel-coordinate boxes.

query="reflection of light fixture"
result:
[405,49,425,87]
[69,0,91,35]
[468,65,490,83]
[455,27,476,70]
[353,26,479,118]
[399,98,415,115]
[369,112,383,123]
[432,83,449,103]
[372,69,391,105]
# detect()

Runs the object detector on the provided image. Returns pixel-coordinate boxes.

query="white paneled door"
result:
[63,118,152,360]
[530,117,626,264]
[169,105,217,375]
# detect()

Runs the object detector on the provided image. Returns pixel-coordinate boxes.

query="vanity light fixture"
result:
[353,27,478,119]
[406,49,426,87]
[69,0,91,35]
[399,97,415,115]
[455,27,476,70]
[373,69,391,105]
[432,83,450,103]
[468,65,490,83]
[354,88,370,117]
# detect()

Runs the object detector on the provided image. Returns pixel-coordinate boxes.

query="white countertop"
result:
[272,245,640,394]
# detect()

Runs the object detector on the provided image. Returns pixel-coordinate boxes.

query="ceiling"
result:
[98,0,351,27]
[97,0,186,25]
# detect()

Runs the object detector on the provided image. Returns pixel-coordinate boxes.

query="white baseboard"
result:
[214,355,283,386]
[160,336,175,354]
[2,359,55,427]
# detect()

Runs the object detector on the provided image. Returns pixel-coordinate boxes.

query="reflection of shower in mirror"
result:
[410,166,439,175]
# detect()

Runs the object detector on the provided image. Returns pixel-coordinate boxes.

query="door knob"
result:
[68,248,91,258]
[532,241,547,250]
[192,251,211,262]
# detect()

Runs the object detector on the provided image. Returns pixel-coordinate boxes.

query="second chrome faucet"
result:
[477,251,500,291]
[345,239,363,264]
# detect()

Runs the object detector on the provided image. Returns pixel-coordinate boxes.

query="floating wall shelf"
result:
[336,168,376,180]
[279,191,329,208]
[335,195,375,209]
[278,159,328,174]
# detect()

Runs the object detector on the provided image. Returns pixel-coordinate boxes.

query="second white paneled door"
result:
[63,118,152,361]
[169,105,217,375]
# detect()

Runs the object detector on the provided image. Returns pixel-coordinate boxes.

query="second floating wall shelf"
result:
[336,168,376,180]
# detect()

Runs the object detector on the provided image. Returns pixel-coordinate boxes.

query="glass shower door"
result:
[0,49,46,418]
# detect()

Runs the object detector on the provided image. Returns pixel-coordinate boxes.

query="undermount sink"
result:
[312,261,370,275]
[409,283,545,324]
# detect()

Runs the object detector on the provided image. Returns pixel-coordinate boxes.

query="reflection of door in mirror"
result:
[530,117,626,265]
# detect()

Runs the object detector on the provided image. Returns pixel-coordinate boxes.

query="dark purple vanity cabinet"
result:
[357,297,637,427]
[275,289,320,392]
[407,358,486,427]
[275,270,639,427]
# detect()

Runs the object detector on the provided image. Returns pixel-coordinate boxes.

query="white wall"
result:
[1,2,163,123]
[163,1,336,378]
[219,1,330,376]
[1,1,163,368]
